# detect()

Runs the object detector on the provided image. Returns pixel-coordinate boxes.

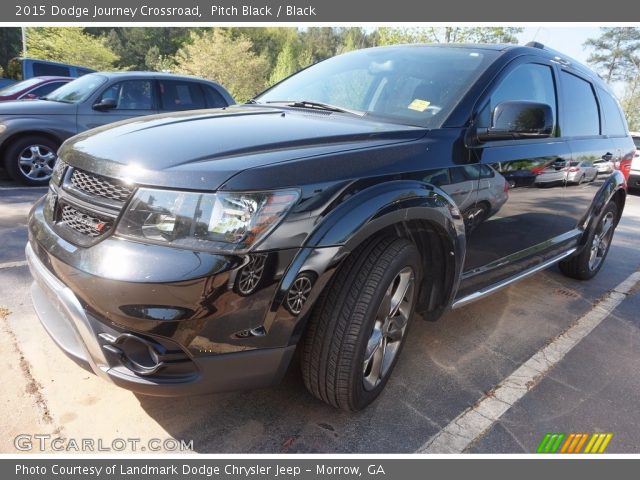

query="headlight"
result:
[117,188,300,253]
[51,159,67,186]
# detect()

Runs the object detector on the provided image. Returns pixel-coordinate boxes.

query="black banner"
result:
[3,0,640,22]
[5,459,640,480]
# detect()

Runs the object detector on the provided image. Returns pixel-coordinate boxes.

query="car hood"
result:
[0,99,75,115]
[61,105,426,190]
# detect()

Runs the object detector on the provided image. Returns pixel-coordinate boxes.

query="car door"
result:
[76,78,158,131]
[458,58,574,297]
[557,70,613,228]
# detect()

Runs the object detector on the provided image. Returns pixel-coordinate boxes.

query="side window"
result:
[560,71,600,137]
[98,80,153,110]
[77,68,94,77]
[202,85,228,108]
[599,89,627,136]
[32,62,70,77]
[478,63,557,130]
[158,80,207,111]
[479,164,495,179]
[28,82,66,98]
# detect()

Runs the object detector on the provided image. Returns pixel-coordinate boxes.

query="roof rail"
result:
[525,41,571,67]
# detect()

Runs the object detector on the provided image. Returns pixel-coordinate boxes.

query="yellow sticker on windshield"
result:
[408,99,431,112]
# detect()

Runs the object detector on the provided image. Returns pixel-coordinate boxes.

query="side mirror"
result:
[93,98,117,111]
[478,101,554,142]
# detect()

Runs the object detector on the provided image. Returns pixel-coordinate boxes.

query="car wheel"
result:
[301,236,420,411]
[559,201,618,280]
[4,135,59,186]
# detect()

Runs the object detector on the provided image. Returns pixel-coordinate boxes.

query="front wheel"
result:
[4,135,59,186]
[301,237,420,411]
[559,201,618,280]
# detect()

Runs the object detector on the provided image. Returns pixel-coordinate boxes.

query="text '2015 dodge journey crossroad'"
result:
[27,43,634,411]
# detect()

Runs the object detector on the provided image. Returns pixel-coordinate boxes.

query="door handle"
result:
[602,152,613,161]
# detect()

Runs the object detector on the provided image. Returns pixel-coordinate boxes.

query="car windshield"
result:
[42,74,108,103]
[257,45,498,127]
[0,77,44,96]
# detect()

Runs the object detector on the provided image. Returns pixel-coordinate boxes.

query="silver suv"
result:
[0,72,234,185]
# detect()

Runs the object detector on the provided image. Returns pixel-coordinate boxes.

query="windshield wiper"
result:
[265,100,364,116]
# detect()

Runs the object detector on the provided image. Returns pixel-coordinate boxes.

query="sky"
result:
[516,27,602,65]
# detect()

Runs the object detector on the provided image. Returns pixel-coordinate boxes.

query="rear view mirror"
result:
[93,98,117,111]
[478,101,554,142]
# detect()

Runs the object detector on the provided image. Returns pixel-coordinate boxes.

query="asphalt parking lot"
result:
[1,177,640,454]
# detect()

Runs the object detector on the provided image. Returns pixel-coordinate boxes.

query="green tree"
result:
[173,29,269,102]
[336,27,374,54]
[376,27,522,46]
[0,28,22,72]
[26,27,118,70]
[584,28,640,83]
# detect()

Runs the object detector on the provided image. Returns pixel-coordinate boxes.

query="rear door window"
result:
[560,71,600,137]
[158,80,207,111]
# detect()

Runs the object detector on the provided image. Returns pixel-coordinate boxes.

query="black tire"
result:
[4,135,59,186]
[559,201,618,280]
[301,236,420,411]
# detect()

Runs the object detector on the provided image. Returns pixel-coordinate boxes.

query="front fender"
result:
[0,117,77,150]
[261,180,467,347]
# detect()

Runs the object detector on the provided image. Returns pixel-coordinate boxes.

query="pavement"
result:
[1,175,639,454]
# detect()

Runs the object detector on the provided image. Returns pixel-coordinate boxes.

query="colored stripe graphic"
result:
[538,433,613,453]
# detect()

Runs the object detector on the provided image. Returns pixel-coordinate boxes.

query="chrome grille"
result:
[70,169,133,202]
[59,204,112,238]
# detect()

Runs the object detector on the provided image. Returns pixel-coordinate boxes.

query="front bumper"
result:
[26,242,296,396]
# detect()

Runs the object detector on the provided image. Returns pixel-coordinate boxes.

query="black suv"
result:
[27,43,634,411]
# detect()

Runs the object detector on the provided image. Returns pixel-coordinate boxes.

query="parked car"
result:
[0,76,73,101]
[0,57,94,88]
[593,158,614,175]
[0,72,234,185]
[565,160,598,184]
[27,43,633,411]
[629,132,640,189]
[534,159,568,186]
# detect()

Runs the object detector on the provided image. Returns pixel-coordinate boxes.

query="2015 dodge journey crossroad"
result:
[27,43,634,411]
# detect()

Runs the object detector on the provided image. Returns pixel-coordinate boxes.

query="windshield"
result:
[257,45,498,127]
[43,74,107,103]
[0,77,44,96]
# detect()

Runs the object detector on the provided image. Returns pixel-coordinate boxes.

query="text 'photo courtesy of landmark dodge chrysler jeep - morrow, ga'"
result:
[27,43,633,411]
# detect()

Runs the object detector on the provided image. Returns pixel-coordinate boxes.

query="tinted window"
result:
[99,80,153,110]
[159,80,206,111]
[203,85,228,107]
[599,90,627,136]
[258,46,498,127]
[634,137,640,148]
[479,63,556,130]
[33,62,70,77]
[560,71,600,137]
[28,82,67,98]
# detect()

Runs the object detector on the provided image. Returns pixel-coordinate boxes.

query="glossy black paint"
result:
[27,44,633,394]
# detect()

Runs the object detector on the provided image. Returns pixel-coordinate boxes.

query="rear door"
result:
[558,70,612,227]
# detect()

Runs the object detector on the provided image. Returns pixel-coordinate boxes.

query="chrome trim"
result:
[452,248,577,309]
[26,242,112,381]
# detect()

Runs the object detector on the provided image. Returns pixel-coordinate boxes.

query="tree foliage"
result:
[26,27,118,70]
[0,28,22,72]
[376,27,523,46]
[585,28,640,129]
[173,29,269,102]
